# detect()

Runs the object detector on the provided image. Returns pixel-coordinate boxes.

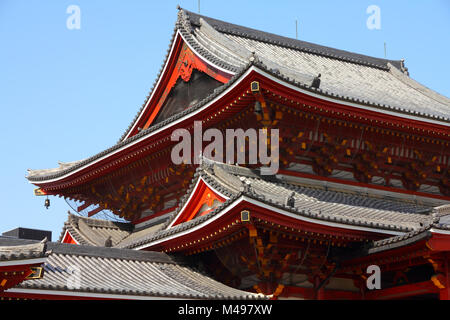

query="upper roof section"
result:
[26,7,450,191]
[119,7,449,141]
[185,9,404,70]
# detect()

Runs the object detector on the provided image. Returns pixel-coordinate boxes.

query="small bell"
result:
[44,197,50,209]
[254,101,262,115]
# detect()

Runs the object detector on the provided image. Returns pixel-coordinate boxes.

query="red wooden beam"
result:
[427,234,450,252]
[0,264,40,293]
[280,286,313,299]
[339,245,430,274]
[87,206,103,217]
[440,287,450,300]
[364,280,438,300]
[323,289,361,300]
[280,286,361,300]
[278,168,450,201]
[77,200,93,212]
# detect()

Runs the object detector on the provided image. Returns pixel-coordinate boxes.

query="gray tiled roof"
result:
[0,237,48,262]
[2,238,263,299]
[120,159,437,250]
[26,8,449,183]
[367,225,432,254]
[117,220,166,249]
[59,213,133,247]
[186,10,402,70]
[432,221,450,231]
[206,160,434,229]
[117,195,242,249]
[120,7,450,145]
[181,9,450,121]
[358,219,450,255]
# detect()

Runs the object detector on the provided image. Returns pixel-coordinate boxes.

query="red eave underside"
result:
[126,33,232,140]
[170,178,226,227]
[34,69,450,196]
[141,198,394,252]
[254,71,449,136]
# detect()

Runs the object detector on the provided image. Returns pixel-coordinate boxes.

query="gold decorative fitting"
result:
[250,81,260,93]
[240,210,250,222]
[26,267,44,280]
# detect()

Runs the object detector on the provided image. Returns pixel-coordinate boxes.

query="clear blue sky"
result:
[1,1,449,239]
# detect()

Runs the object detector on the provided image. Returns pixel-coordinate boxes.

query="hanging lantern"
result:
[44,197,50,209]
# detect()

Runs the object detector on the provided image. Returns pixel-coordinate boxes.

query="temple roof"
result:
[367,225,433,254]
[184,9,404,71]
[207,10,446,112]
[59,213,133,246]
[27,7,450,183]
[0,238,48,262]
[180,9,450,119]
[120,7,450,141]
[117,159,441,250]
[0,238,264,299]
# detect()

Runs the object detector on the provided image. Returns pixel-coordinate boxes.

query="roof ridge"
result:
[68,213,133,230]
[124,192,243,249]
[181,8,403,71]
[196,17,252,64]
[116,11,182,144]
[46,242,181,264]
[0,238,48,261]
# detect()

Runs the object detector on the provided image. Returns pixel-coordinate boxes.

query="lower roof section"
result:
[0,238,264,300]
[121,159,442,250]
[55,160,449,253]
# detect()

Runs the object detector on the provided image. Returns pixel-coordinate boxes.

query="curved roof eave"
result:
[252,63,450,126]
[125,160,430,250]
[26,61,255,184]
[130,193,410,251]
[184,8,450,123]
[27,62,450,186]
[119,10,238,143]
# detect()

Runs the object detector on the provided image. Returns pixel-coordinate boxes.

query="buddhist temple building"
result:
[2,7,450,300]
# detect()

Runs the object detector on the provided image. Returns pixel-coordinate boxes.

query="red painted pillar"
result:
[314,276,325,300]
[441,256,450,300]
[439,288,450,300]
